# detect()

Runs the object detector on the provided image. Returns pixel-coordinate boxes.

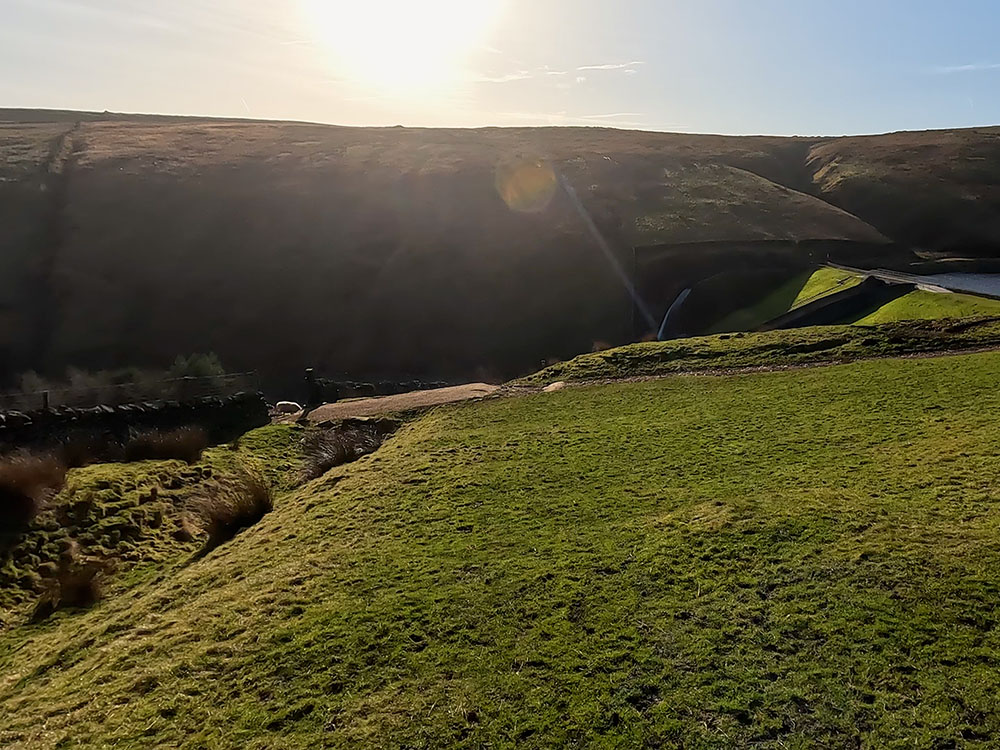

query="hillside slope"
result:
[808,127,1000,251]
[2,112,999,387]
[4,352,1000,747]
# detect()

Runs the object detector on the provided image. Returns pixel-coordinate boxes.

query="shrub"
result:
[0,452,67,533]
[124,427,208,465]
[31,557,114,622]
[10,355,227,410]
[190,468,273,555]
[299,421,395,481]
[168,353,225,379]
[0,484,40,536]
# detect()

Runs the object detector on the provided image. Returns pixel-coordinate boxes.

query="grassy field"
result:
[3,352,1000,747]
[792,267,864,309]
[854,290,1000,325]
[520,317,1000,385]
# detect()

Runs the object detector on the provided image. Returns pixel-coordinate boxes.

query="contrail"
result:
[557,173,658,331]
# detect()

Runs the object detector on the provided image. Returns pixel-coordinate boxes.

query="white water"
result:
[658,288,692,341]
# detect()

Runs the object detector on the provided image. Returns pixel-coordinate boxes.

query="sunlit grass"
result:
[4,353,1000,745]
[854,290,1000,324]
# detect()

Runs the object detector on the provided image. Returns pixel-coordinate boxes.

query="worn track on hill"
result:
[306,383,500,421]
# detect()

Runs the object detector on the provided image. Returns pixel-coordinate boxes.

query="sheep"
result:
[273,401,302,415]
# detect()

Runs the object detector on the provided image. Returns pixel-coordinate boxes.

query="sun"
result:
[301,0,502,97]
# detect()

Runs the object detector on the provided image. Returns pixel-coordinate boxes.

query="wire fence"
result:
[0,372,261,413]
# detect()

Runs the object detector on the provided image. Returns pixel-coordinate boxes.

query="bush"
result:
[9,354,227,410]
[299,421,395,481]
[124,427,208,465]
[190,468,273,555]
[0,452,67,534]
[168,353,225,379]
[31,557,114,622]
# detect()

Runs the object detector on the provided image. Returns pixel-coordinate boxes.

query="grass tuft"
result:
[31,558,114,622]
[124,427,208,465]
[57,431,120,469]
[0,452,67,535]
[190,467,273,555]
[299,421,396,482]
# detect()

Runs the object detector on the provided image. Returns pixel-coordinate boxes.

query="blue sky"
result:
[3,0,999,135]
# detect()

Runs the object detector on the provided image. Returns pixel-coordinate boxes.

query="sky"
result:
[2,0,1000,135]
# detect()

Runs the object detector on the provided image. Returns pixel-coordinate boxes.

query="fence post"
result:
[42,390,50,411]
[305,368,321,408]
[179,376,194,402]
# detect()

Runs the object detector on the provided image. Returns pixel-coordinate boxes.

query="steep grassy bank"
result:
[4,352,1000,746]
[854,290,1000,324]
[0,425,303,625]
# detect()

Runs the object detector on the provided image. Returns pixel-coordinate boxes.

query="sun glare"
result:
[302,0,502,97]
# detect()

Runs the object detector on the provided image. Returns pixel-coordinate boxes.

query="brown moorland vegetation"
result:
[2,110,998,389]
[123,427,209,466]
[0,452,67,536]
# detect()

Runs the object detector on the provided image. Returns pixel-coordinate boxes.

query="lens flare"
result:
[495,159,557,213]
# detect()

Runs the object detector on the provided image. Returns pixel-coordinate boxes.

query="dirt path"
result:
[300,345,1000,423]
[305,383,499,422]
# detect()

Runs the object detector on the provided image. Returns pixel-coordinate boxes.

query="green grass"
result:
[519,317,1000,385]
[791,267,864,309]
[853,290,1000,325]
[5,353,1000,746]
[706,271,812,334]
[0,424,304,622]
[706,268,864,335]
[701,267,1000,337]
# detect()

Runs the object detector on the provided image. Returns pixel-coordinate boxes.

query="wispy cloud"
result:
[579,112,645,119]
[494,110,659,130]
[473,70,535,83]
[576,61,645,72]
[473,61,641,85]
[931,62,1000,74]
[472,66,568,84]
